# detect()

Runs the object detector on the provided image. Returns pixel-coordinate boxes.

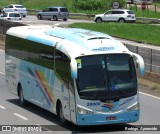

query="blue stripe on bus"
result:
[27,36,54,46]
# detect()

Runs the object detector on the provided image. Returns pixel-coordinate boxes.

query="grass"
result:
[69,23,160,46]
[138,78,160,91]
[1,0,160,18]
[0,0,74,10]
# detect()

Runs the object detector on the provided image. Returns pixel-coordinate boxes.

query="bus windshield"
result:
[76,54,137,100]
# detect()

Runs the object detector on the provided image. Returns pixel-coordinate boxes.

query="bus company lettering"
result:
[119,97,134,107]
[86,102,101,107]
[93,47,114,51]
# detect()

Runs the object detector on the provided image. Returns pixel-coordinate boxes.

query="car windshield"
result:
[127,10,134,14]
[9,13,20,17]
[15,6,24,8]
[76,54,137,100]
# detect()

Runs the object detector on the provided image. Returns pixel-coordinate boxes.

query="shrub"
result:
[73,0,126,11]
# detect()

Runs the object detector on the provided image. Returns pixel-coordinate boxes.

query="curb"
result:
[0,34,5,50]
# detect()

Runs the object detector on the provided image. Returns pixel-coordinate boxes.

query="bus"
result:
[5,26,145,126]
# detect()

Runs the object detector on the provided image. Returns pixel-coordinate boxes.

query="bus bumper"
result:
[76,110,139,126]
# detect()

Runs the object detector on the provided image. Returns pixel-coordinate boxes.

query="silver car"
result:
[37,6,69,21]
[2,4,27,17]
[94,9,136,23]
[1,12,22,22]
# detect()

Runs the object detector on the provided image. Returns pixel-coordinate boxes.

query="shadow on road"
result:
[7,99,136,133]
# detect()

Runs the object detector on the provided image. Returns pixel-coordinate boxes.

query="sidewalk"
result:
[0,40,5,50]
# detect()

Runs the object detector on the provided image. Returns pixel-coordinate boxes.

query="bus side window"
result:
[54,50,74,89]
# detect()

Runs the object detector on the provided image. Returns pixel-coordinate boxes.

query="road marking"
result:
[13,113,28,120]
[0,72,5,75]
[0,49,4,52]
[0,105,6,109]
[54,23,60,26]
[140,92,160,100]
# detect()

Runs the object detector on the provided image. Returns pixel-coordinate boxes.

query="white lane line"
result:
[13,113,28,121]
[0,105,6,109]
[140,92,160,100]
[0,72,5,75]
[0,49,4,52]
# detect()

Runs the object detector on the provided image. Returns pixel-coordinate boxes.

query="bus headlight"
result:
[127,102,140,111]
[77,106,93,114]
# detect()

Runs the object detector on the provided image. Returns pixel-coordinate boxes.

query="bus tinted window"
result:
[76,54,137,100]
[5,35,55,69]
[55,49,74,88]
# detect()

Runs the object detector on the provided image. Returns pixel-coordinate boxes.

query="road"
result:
[0,49,160,133]
[0,16,160,133]
[22,15,93,27]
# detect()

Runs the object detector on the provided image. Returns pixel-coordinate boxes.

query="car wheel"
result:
[37,14,42,20]
[118,18,125,23]
[23,15,26,17]
[96,18,102,23]
[53,16,58,21]
[63,18,67,21]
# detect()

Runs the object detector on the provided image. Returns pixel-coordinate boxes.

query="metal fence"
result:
[125,44,160,74]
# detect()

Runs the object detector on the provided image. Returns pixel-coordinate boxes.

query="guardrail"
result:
[136,17,160,23]
[27,9,95,18]
[27,9,160,23]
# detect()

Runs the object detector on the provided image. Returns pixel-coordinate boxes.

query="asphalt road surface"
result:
[22,15,93,27]
[1,16,160,133]
[0,48,160,134]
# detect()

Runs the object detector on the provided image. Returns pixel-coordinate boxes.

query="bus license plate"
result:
[106,116,116,120]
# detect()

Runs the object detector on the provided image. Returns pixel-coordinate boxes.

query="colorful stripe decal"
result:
[35,69,54,102]
[102,103,113,109]
[27,67,51,106]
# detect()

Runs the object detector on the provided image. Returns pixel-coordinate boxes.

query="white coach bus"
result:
[5,26,145,126]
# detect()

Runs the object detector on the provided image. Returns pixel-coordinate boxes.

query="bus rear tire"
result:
[57,102,67,124]
[18,85,27,107]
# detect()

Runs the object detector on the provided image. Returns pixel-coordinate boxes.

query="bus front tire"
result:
[18,85,27,107]
[57,102,67,124]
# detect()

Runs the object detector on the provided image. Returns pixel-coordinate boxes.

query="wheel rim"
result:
[119,19,125,23]
[20,90,24,104]
[53,16,57,21]
[59,105,65,122]
[38,15,41,20]
[96,18,102,23]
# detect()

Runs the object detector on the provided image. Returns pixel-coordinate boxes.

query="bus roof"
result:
[6,25,130,58]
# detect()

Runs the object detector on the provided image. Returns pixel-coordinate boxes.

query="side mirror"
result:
[132,52,145,76]
[70,59,77,79]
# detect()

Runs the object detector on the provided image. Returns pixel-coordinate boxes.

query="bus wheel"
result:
[19,85,27,107]
[58,103,67,124]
